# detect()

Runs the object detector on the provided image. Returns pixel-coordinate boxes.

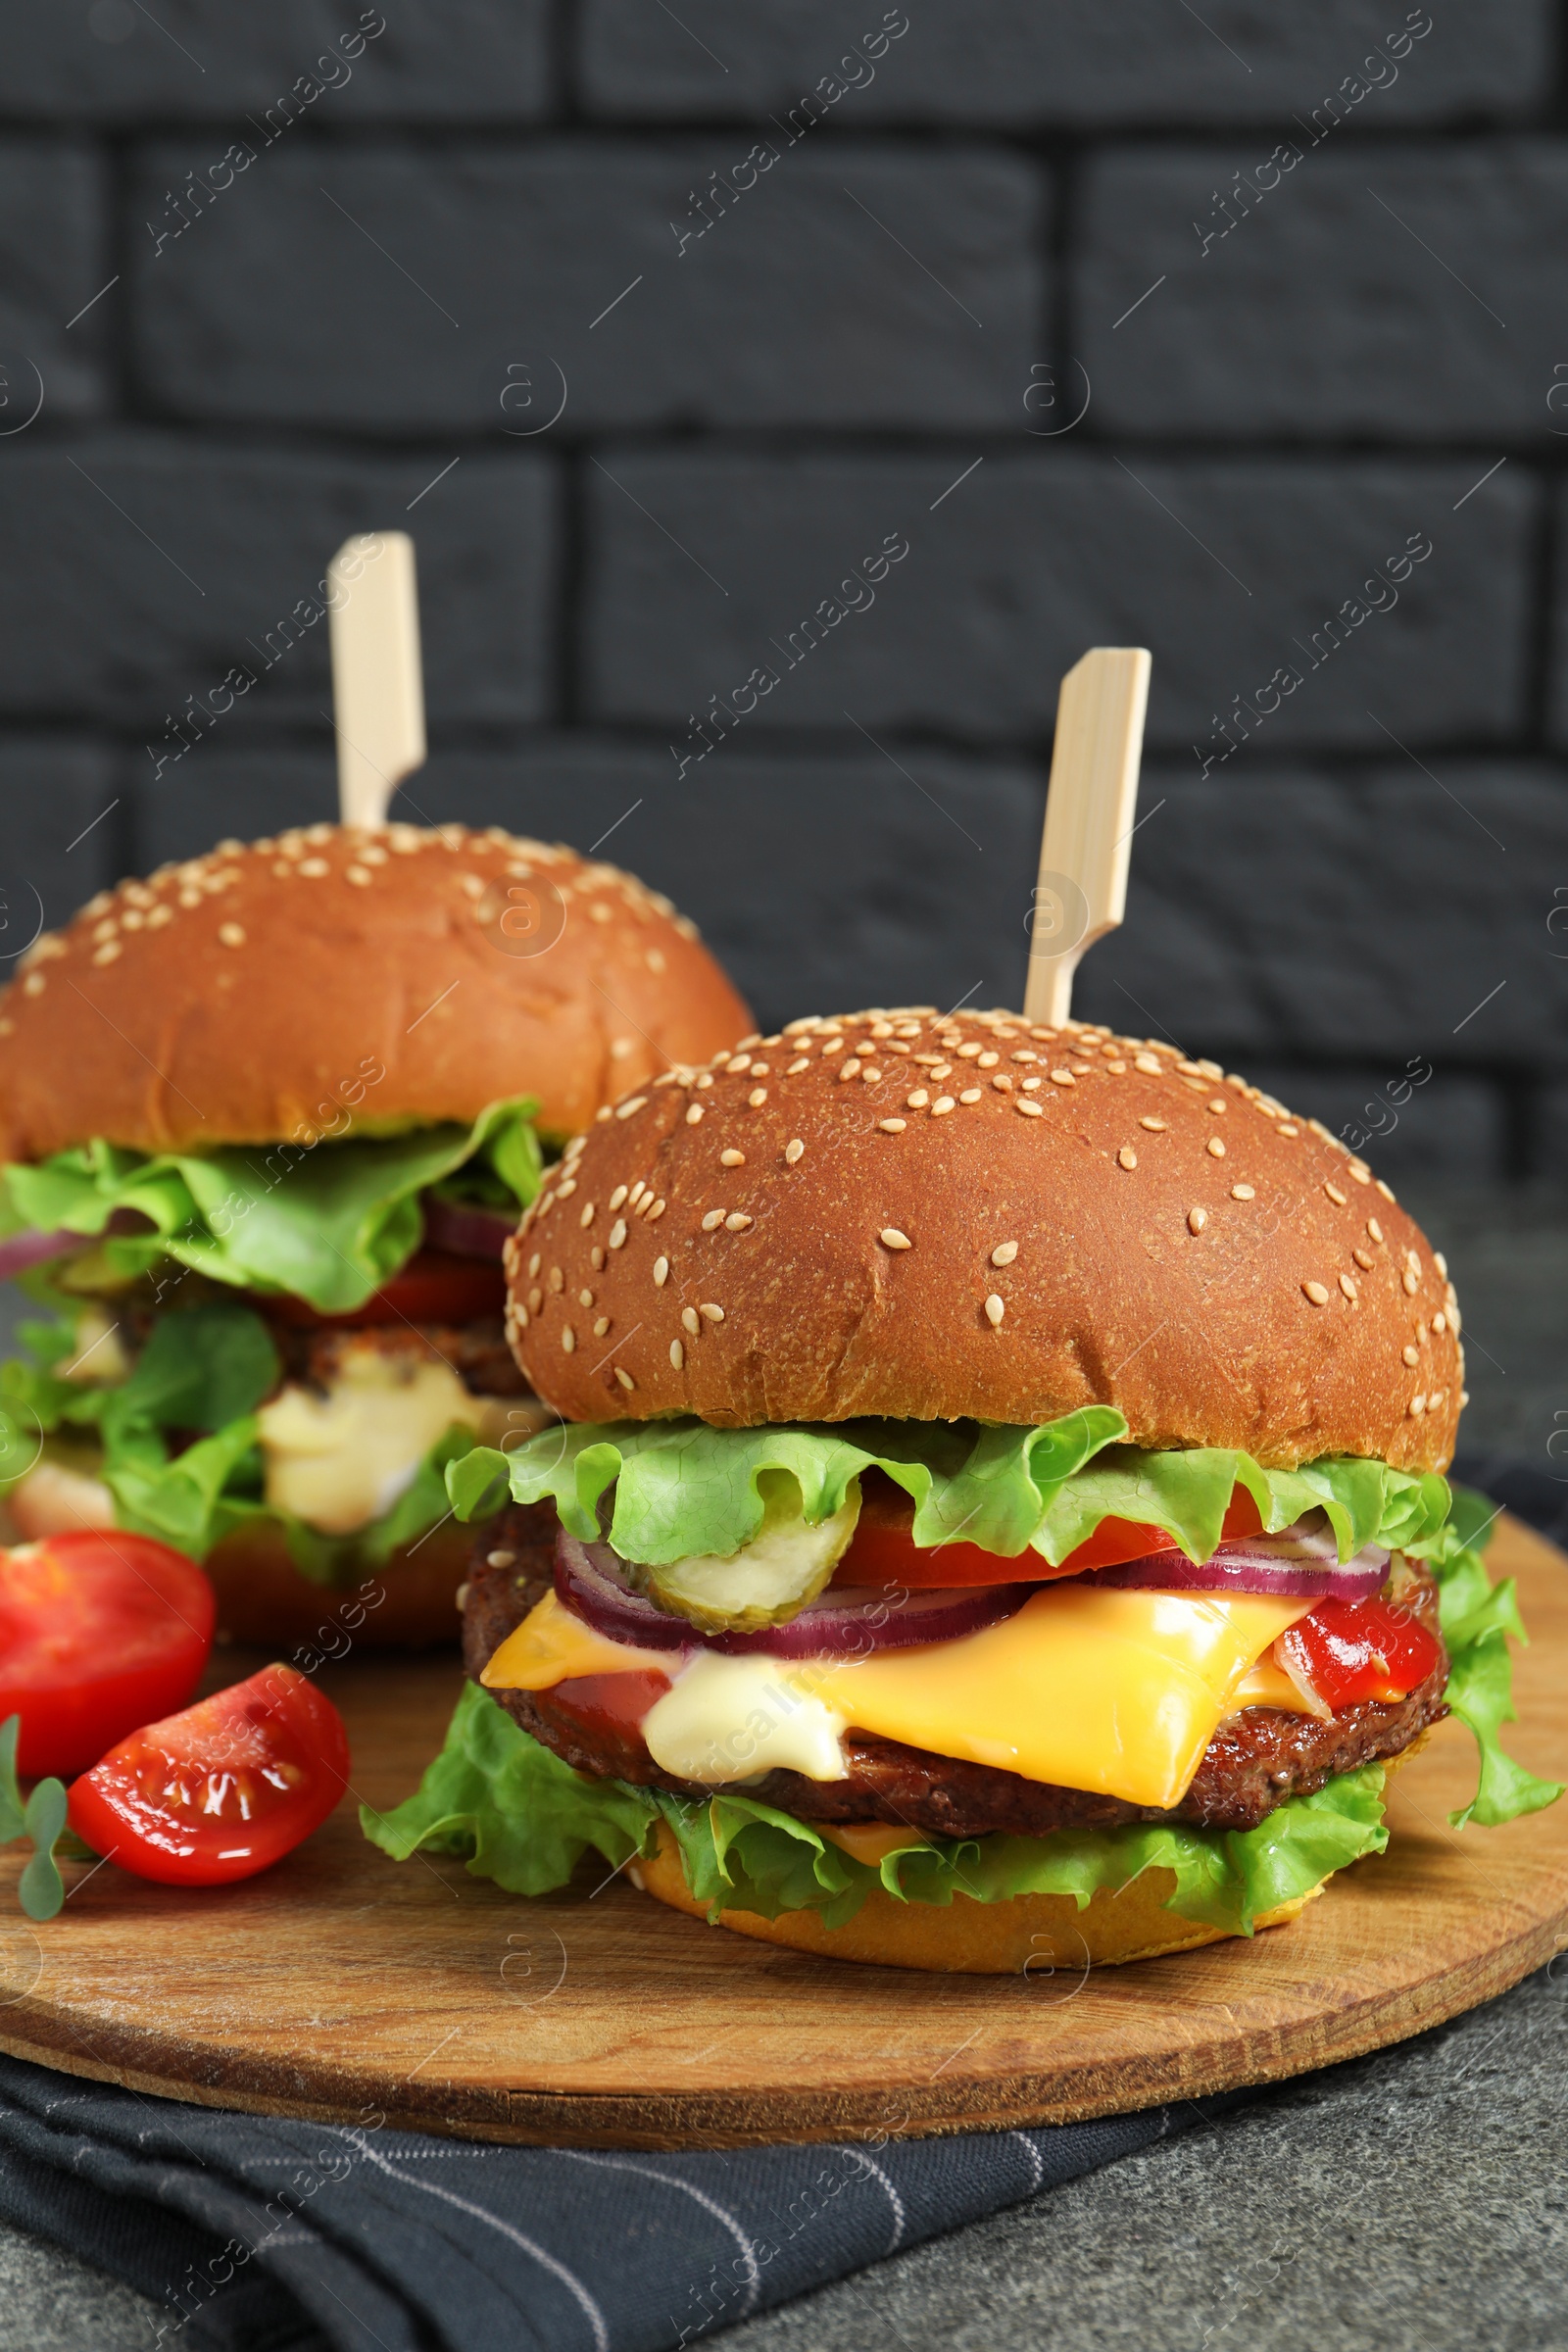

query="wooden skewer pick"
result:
[1023,646,1152,1026]
[327,530,426,828]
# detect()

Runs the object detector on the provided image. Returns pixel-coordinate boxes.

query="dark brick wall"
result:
[2,0,1566,1183]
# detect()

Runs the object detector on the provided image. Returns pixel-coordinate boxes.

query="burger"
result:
[0,823,751,1647]
[368,1005,1559,1968]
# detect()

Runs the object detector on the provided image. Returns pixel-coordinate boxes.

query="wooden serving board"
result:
[1,1517,1565,2151]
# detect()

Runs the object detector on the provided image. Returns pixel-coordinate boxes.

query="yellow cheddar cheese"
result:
[483,1585,1315,1811]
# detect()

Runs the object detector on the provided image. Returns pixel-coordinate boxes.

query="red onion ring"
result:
[556,1530,1032,1658]
[1083,1521,1390,1603]
[420,1196,516,1261]
[0,1229,76,1281]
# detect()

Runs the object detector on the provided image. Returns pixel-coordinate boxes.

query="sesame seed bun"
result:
[632,1820,1325,1972]
[0,824,752,1160]
[507,1007,1461,1472]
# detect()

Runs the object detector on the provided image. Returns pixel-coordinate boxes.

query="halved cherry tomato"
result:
[264,1250,506,1331]
[1278,1595,1441,1713]
[549,1670,671,1740]
[0,1530,216,1780]
[835,1479,1266,1590]
[67,1664,351,1886]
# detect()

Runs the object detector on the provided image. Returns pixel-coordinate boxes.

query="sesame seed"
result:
[215,920,246,948]
[1188,1206,1207,1234]
[1278,1123,1299,1139]
[1348,1165,1372,1186]
[1050,1069,1075,1087]
[609,1185,628,1211]
[1206,1138,1227,1158]
[1134,1054,1162,1075]
[880,1229,912,1250]
[785,1139,805,1165]
[1433,1310,1446,1334]
[1403,1345,1420,1367]
[1367,1218,1384,1245]
[1409,1394,1427,1416]
[699,1302,724,1323]
[931,1097,956,1116]
[787,1056,811,1075]
[298,858,329,878]
[89,945,119,968]
[991,1074,1013,1092]
[1430,1388,1446,1409]
[906,1090,929,1109]
[591,1246,606,1270]
[1117,1146,1138,1171]
[654,1257,669,1286]
[977,1052,1000,1068]
[879,1117,907,1134]
[614,1367,637,1391]
[579,1203,596,1229]
[594,1317,611,1338]
[562,1326,576,1352]
[1435,1251,1447,1278]
[1140,1117,1167,1133]
[1231,1184,1255,1201]
[862,1066,883,1085]
[1339,1273,1357,1300]
[670,1339,685,1370]
[749,1060,769,1077]
[725,1054,750,1074]
[514,1307,529,1329]
[557,1178,579,1200]
[984,1294,1005,1327]
[724,1212,753,1232]
[702,1210,725,1231]
[346,864,372,886]
[1375,1180,1396,1201]
[1401,1271,1419,1296]
[528,1253,541,1277]
[615,1097,648,1119]
[1021,1076,1043,1092]
[681,1306,700,1336]
[958,1088,982,1103]
[749,1087,768,1106]
[1324,1182,1348,1207]
[1352,1247,1374,1270]
[1016,1099,1044,1117]
[991,1242,1018,1267]
[686,1104,705,1125]
[720,1149,746,1167]
[1302,1281,1330,1306]
[578,1288,594,1307]
[548,1266,564,1293]
[609,1220,628,1250]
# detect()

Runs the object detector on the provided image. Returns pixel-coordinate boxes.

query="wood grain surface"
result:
[0,1516,1563,2151]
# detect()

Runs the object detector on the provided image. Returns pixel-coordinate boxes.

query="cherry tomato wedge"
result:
[835,1482,1267,1590]
[0,1530,216,1780]
[1278,1595,1442,1714]
[265,1250,506,1330]
[68,1664,351,1886]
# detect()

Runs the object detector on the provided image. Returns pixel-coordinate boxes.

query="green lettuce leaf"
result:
[449,1413,1451,1569]
[1,1098,540,1314]
[1415,1488,1564,1830]
[363,1685,1391,1940]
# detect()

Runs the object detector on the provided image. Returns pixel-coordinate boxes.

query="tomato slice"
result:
[835,1482,1266,1590]
[265,1250,506,1330]
[67,1664,351,1886]
[0,1531,216,1780]
[1277,1596,1441,1714]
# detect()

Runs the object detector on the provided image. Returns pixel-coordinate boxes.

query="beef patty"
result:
[463,1503,1449,1837]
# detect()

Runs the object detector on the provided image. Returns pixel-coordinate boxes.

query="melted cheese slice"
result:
[484,1586,1315,1810]
[257,1350,498,1535]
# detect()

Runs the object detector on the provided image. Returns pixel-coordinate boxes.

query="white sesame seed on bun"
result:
[0,824,753,1157]
[508,1005,1462,1472]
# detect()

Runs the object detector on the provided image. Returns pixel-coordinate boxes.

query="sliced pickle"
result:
[637,1472,860,1635]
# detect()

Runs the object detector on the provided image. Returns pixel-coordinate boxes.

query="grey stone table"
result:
[0,1179,1562,2351]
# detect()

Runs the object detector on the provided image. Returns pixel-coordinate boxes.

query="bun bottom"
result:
[631,1823,1325,1974]
[204,1518,478,1650]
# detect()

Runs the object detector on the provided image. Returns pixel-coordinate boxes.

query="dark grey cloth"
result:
[0,2056,1250,2351]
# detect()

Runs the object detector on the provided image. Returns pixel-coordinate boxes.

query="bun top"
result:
[0,823,753,1160]
[506,1005,1462,1473]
